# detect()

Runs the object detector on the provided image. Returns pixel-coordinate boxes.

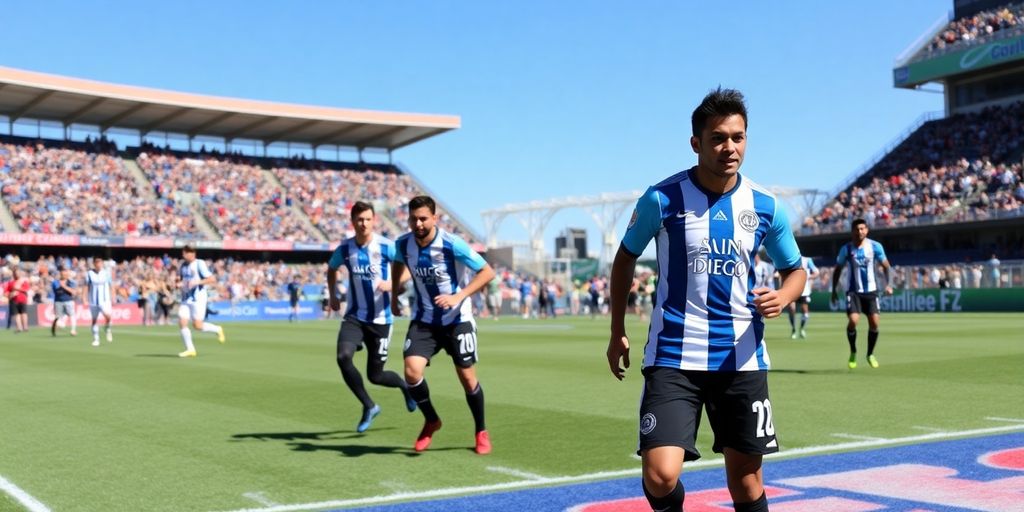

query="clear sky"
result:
[3,0,948,256]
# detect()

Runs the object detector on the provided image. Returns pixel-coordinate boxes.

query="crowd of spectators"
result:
[0,142,197,237]
[924,3,1024,56]
[807,102,1024,233]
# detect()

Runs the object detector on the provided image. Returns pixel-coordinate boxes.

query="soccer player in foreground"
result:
[830,218,892,369]
[606,88,806,512]
[176,245,225,357]
[86,258,115,346]
[327,201,416,433]
[391,196,496,454]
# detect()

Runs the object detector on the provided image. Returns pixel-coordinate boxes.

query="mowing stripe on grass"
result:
[243,493,280,507]
[216,423,1024,512]
[0,475,51,512]
[485,467,547,481]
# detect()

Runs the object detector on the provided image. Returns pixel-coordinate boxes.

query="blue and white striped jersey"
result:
[396,229,486,326]
[86,269,113,306]
[180,259,212,303]
[836,239,887,294]
[800,256,819,297]
[621,168,802,372]
[328,234,395,325]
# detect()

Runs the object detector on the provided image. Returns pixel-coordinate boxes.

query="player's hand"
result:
[607,333,630,380]
[830,290,839,307]
[884,285,893,295]
[434,294,461,309]
[753,287,786,318]
[377,281,392,293]
[188,279,201,288]
[391,300,403,317]
[329,297,340,311]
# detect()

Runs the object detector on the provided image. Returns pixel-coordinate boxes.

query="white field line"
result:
[242,493,280,507]
[985,416,1024,423]
[0,475,51,512]
[485,466,547,481]
[215,423,1024,512]
[910,426,946,432]
[830,433,888,441]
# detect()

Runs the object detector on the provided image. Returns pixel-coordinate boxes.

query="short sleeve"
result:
[451,235,486,271]
[197,260,211,278]
[872,241,887,263]
[394,236,409,266]
[621,187,663,257]
[835,244,849,266]
[382,240,397,263]
[763,206,802,270]
[327,243,345,270]
[807,259,818,273]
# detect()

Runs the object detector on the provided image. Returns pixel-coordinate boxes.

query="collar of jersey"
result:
[415,228,440,249]
[686,166,743,201]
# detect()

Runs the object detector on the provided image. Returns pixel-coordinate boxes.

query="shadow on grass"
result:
[231,430,444,457]
[769,368,849,375]
[285,441,449,457]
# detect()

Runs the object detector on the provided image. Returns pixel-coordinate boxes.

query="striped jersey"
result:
[754,259,775,290]
[621,168,802,372]
[180,259,212,303]
[328,234,395,325]
[396,228,486,326]
[799,256,819,297]
[86,269,113,306]
[836,239,887,294]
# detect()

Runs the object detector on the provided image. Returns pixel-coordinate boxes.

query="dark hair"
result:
[408,195,436,215]
[851,218,868,229]
[350,201,375,218]
[691,87,748,137]
[182,244,197,254]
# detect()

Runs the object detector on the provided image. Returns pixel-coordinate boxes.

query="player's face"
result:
[60,269,69,280]
[852,223,869,243]
[352,209,375,238]
[691,114,746,180]
[182,251,196,263]
[92,259,103,271]
[409,206,436,240]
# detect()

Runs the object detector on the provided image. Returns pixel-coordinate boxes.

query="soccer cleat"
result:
[800,328,807,339]
[402,387,418,412]
[52,325,57,337]
[91,340,100,347]
[356,405,381,433]
[867,354,879,368]
[178,350,197,358]
[414,420,443,452]
[106,331,113,343]
[217,326,226,343]
[790,331,797,339]
[474,430,492,455]
[70,330,77,336]
[848,353,857,369]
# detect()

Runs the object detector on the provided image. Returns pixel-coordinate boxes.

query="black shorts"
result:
[638,367,778,461]
[321,299,329,309]
[846,292,880,315]
[337,318,394,364]
[290,299,299,308]
[627,291,638,308]
[794,295,810,305]
[12,303,26,315]
[403,321,478,368]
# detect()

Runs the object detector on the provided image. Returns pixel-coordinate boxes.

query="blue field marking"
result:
[337,432,1024,512]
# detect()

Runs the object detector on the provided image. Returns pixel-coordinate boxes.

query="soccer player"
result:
[391,195,496,455]
[177,245,225,358]
[327,201,415,433]
[86,258,115,346]
[606,88,806,512]
[787,256,819,339]
[831,219,892,369]
[287,276,302,322]
[753,252,776,290]
[5,268,30,333]
[51,266,78,337]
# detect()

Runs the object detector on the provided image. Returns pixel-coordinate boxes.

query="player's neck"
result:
[415,227,438,247]
[355,232,373,246]
[693,165,739,195]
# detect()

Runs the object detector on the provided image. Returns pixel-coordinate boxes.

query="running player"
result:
[327,201,416,433]
[51,266,78,337]
[177,245,225,358]
[606,88,806,512]
[287,276,302,322]
[787,256,819,339]
[391,195,496,455]
[86,258,114,347]
[831,219,892,369]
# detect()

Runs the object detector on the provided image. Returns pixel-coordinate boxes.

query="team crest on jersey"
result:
[739,210,759,233]
[627,209,638,229]
[640,413,657,435]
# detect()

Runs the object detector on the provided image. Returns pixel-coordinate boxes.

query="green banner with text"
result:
[809,288,1024,313]
[894,34,1024,87]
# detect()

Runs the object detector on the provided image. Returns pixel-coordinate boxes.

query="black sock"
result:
[867,329,879,356]
[643,480,684,512]
[787,309,795,330]
[847,329,857,354]
[337,354,374,409]
[800,314,808,329]
[465,383,486,433]
[734,491,768,512]
[409,379,440,422]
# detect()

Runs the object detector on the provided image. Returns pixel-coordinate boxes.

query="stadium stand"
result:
[922,2,1024,57]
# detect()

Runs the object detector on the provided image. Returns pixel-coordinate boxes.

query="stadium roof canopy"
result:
[0,66,460,151]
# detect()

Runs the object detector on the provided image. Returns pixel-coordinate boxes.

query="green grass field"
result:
[1,312,1022,511]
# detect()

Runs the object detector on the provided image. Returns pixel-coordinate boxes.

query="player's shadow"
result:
[285,441,429,457]
[769,369,848,375]
[231,430,380,442]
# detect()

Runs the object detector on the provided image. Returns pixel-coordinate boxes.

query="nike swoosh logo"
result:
[676,210,695,218]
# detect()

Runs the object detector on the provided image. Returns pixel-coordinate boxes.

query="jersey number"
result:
[457,332,477,355]
[752,399,775,438]
[378,337,390,356]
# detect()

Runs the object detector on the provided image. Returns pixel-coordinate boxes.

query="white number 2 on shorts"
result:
[752,399,775,437]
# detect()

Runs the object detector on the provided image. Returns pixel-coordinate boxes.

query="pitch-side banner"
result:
[810,288,1024,312]
[34,303,144,326]
[206,300,322,322]
[895,34,1024,87]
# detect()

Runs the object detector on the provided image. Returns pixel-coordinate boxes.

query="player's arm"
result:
[608,187,661,380]
[756,205,807,318]
[875,242,893,295]
[390,260,408,316]
[196,261,216,287]
[434,239,494,309]
[831,245,847,303]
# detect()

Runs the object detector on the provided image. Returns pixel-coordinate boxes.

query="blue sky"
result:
[2,1,948,255]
